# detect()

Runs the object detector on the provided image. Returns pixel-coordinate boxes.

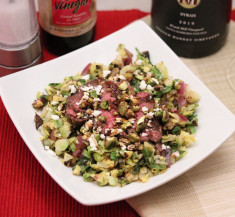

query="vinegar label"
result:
[178,0,201,9]
[51,0,92,26]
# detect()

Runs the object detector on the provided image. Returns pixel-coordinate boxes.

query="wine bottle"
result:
[151,0,232,58]
[38,0,97,55]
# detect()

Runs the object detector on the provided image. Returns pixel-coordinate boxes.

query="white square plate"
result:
[0,21,235,206]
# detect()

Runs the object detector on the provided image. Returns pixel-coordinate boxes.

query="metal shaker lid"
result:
[0,32,42,68]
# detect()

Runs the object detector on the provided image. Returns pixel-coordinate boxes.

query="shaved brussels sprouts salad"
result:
[33,44,199,187]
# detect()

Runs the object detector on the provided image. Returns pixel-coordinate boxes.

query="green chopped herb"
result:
[90,90,98,98]
[142,148,153,158]
[110,152,120,161]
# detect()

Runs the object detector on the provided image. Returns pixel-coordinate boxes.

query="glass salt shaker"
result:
[0,0,42,77]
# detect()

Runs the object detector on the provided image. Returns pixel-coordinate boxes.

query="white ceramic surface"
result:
[0,21,235,206]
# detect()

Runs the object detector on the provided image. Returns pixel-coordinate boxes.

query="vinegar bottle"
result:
[38,0,97,55]
[151,0,232,58]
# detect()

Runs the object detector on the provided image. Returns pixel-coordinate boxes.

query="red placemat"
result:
[0,10,148,217]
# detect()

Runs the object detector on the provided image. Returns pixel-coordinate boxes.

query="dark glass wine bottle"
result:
[38,0,97,55]
[151,0,232,58]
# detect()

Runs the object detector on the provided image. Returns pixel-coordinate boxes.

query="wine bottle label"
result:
[38,0,97,37]
[177,0,201,9]
[51,0,92,26]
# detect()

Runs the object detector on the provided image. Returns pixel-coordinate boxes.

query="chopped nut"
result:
[131,98,139,105]
[93,101,98,110]
[118,101,128,116]
[120,138,130,144]
[32,99,44,109]
[133,105,140,112]
[125,109,135,119]
[86,109,93,115]
[124,72,133,81]
[85,120,93,130]
[88,98,94,103]
[128,133,140,143]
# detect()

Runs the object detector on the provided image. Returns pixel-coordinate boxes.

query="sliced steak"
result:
[94,109,119,135]
[140,118,162,142]
[65,79,102,125]
[65,87,87,125]
[73,135,87,157]
[101,81,121,110]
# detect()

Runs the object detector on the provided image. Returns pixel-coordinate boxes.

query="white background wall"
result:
[35,0,235,12]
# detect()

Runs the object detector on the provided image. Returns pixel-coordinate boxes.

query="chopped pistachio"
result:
[125,109,135,118]
[118,81,128,90]
[136,122,146,133]
[133,105,140,112]
[121,121,132,130]
[131,98,139,105]
[105,137,119,149]
[118,101,128,116]
[128,133,140,143]
[99,115,106,122]
[101,100,109,109]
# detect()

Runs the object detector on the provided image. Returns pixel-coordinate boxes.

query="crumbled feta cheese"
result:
[113,76,118,81]
[118,75,126,80]
[44,146,50,150]
[81,86,93,91]
[93,110,102,117]
[83,95,89,100]
[105,128,110,134]
[167,146,170,149]
[57,91,60,95]
[89,134,98,151]
[93,98,101,102]
[172,151,180,158]
[103,70,111,78]
[142,106,149,113]
[69,85,76,93]
[107,172,110,176]
[100,134,105,139]
[94,85,102,95]
[147,84,154,91]
[51,101,58,105]
[76,102,80,106]
[121,144,127,150]
[162,144,166,150]
[82,74,90,81]
[146,112,154,118]
[51,115,60,120]
[85,120,93,130]
[136,59,144,65]
[142,133,148,137]
[84,92,89,96]
[154,108,162,112]
[139,80,147,90]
